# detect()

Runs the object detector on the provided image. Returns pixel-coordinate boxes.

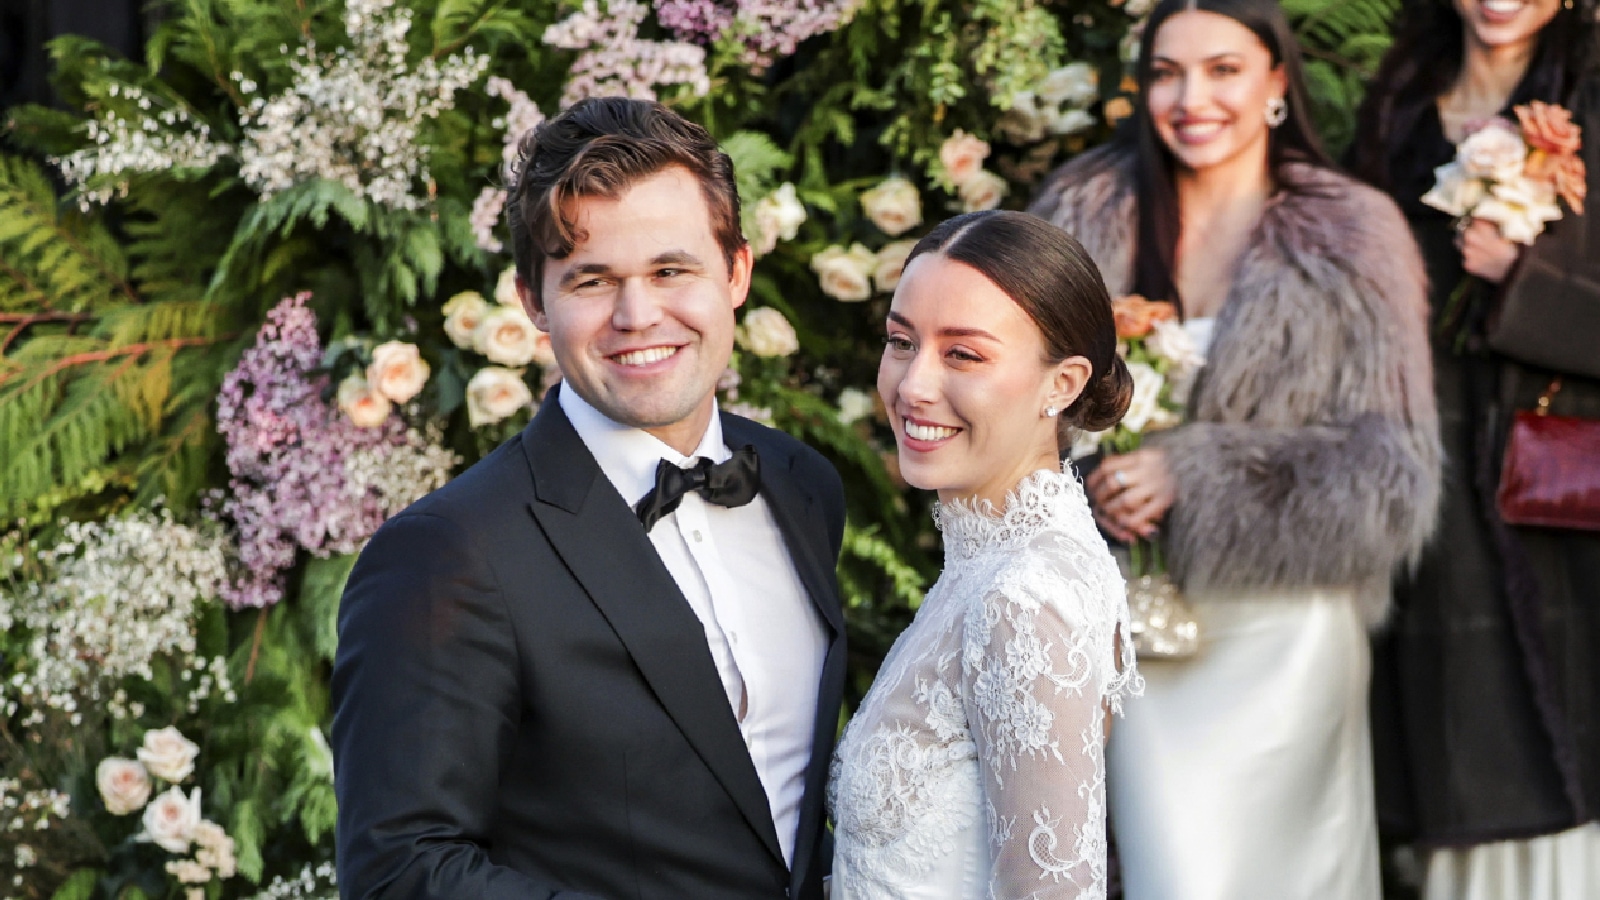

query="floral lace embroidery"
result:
[831,465,1143,899]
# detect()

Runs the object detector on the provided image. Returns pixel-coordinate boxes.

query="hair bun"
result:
[1066,355,1134,433]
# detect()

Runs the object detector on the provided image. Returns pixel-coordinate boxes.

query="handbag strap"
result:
[1535,377,1563,416]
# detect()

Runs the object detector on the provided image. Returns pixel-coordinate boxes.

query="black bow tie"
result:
[635,445,761,531]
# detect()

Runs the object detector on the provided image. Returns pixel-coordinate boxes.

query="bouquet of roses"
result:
[1423,101,1586,240]
[1073,295,1206,656]
[1422,102,1586,338]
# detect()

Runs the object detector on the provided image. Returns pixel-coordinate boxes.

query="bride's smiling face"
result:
[878,253,1079,508]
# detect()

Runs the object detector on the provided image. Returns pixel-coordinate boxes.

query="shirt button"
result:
[728,632,739,645]
[693,530,703,542]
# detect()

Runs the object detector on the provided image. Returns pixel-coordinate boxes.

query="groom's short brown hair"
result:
[504,97,745,309]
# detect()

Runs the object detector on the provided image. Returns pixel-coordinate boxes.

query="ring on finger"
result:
[1113,470,1129,488]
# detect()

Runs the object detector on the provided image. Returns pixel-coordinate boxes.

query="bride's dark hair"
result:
[904,210,1133,438]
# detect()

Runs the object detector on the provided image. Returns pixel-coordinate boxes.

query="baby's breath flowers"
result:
[52,85,227,208]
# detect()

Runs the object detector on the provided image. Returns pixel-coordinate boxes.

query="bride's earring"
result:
[1265,96,1288,128]
[1043,406,1060,418]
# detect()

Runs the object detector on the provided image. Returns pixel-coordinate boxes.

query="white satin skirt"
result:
[1107,590,1381,900]
[1424,823,1600,900]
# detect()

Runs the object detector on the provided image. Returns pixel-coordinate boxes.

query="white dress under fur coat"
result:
[1030,149,1442,900]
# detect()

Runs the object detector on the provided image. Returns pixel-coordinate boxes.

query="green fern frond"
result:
[0,155,131,314]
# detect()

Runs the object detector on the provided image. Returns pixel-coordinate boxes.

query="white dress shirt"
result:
[559,386,827,866]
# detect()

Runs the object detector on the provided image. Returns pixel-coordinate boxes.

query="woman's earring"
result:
[1044,406,1060,418]
[1265,96,1288,128]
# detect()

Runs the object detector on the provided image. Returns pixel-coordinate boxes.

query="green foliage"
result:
[1286,0,1401,153]
[48,869,99,900]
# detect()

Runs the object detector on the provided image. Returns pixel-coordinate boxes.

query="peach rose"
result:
[474,306,544,367]
[737,307,800,358]
[367,341,430,404]
[466,367,534,427]
[811,243,878,302]
[958,170,1008,213]
[1527,151,1587,214]
[442,291,491,349]
[1110,295,1179,339]
[140,786,201,854]
[336,374,393,428]
[1516,101,1582,158]
[859,176,923,237]
[96,757,152,815]
[494,266,522,307]
[938,130,991,188]
[873,240,917,293]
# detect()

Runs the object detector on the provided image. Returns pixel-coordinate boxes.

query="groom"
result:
[330,98,847,899]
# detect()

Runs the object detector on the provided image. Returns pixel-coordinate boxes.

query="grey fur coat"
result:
[1030,151,1442,624]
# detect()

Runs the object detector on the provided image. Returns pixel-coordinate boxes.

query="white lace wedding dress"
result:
[829,465,1142,899]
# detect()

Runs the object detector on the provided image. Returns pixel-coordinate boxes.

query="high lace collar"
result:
[933,463,1086,562]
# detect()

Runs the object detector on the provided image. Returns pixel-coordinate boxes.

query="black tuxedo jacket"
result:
[330,398,847,899]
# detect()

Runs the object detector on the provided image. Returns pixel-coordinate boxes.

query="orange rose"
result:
[1111,295,1179,339]
[1515,101,1582,158]
[1526,151,1588,213]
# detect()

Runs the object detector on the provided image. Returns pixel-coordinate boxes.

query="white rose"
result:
[751,183,807,257]
[1474,177,1563,244]
[1144,319,1206,405]
[1120,361,1165,434]
[725,402,774,425]
[96,757,151,815]
[474,306,544,367]
[1047,107,1097,136]
[337,374,394,428]
[1037,62,1098,107]
[958,170,1008,213]
[166,859,212,884]
[873,240,917,293]
[1068,428,1107,461]
[466,367,534,427]
[837,387,876,424]
[138,727,200,783]
[938,130,991,188]
[1420,162,1488,218]
[737,307,800,358]
[859,176,923,237]
[442,291,491,350]
[494,266,522,307]
[811,244,878,302]
[1456,120,1528,182]
[140,786,202,854]
[366,341,430,404]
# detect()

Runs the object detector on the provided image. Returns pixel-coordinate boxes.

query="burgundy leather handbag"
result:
[1497,378,1600,531]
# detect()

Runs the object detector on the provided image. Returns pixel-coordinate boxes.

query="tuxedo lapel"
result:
[518,402,785,867]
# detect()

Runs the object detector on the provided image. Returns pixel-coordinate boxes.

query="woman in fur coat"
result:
[1028,0,1441,896]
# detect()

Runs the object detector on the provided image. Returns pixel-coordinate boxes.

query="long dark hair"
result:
[1116,0,1336,313]
[1351,0,1598,190]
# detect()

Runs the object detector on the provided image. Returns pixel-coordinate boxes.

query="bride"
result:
[828,209,1142,898]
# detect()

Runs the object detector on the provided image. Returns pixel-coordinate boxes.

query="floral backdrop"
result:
[0,0,1394,896]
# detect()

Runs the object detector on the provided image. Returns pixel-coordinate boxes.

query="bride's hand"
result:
[1085,449,1176,544]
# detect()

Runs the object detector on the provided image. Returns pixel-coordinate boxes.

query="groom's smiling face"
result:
[526,165,752,455]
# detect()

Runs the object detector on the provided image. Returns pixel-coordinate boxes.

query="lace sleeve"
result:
[960,545,1132,899]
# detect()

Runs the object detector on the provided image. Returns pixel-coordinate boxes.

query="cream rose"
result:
[466,367,534,427]
[873,240,917,293]
[337,374,393,428]
[995,97,1048,144]
[442,291,491,350]
[1068,427,1108,461]
[1037,63,1098,107]
[958,170,1008,213]
[1420,161,1487,218]
[751,183,807,256]
[192,820,237,878]
[811,244,878,302]
[1120,361,1166,434]
[938,131,991,189]
[1145,319,1206,405]
[366,341,430,404]
[474,306,544,367]
[1047,107,1097,136]
[737,307,800,358]
[166,859,212,884]
[1474,177,1563,244]
[837,387,876,425]
[859,176,923,237]
[96,757,151,815]
[138,727,200,783]
[494,266,522,307]
[140,786,202,854]
[1457,120,1528,182]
